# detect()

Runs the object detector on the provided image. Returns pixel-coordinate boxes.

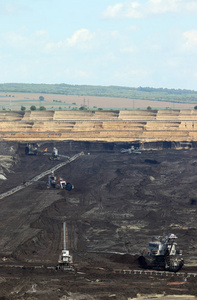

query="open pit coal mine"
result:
[0,140,197,300]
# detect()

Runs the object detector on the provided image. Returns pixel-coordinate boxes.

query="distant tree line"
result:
[20,105,46,111]
[1,83,197,104]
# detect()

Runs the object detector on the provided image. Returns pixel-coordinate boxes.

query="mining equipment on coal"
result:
[48,172,73,191]
[57,222,73,271]
[140,233,184,272]
[120,145,153,155]
[49,147,59,160]
[25,143,40,155]
[25,144,70,160]
[120,146,141,154]
[48,147,70,161]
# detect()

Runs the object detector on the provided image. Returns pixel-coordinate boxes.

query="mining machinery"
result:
[25,143,39,155]
[25,144,70,161]
[120,145,141,154]
[50,147,59,160]
[146,233,184,272]
[48,172,73,191]
[25,143,48,156]
[49,147,70,161]
[120,145,153,154]
[57,222,73,270]
[25,144,58,159]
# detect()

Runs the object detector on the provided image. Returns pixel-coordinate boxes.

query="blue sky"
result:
[0,0,197,90]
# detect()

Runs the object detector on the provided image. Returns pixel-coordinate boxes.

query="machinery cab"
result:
[51,147,59,160]
[58,178,67,189]
[48,172,57,188]
[148,234,178,257]
[25,143,38,155]
[59,250,73,264]
[149,241,165,256]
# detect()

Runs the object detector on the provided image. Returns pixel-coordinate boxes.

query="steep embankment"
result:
[1,110,197,142]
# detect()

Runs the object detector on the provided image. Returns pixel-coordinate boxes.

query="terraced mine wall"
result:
[1,110,197,145]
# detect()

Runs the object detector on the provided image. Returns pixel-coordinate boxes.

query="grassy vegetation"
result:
[0,83,197,104]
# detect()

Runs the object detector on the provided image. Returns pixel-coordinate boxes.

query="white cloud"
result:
[44,41,64,52]
[1,27,124,57]
[102,3,124,18]
[185,1,197,11]
[102,0,197,19]
[102,1,142,19]
[67,29,95,47]
[125,2,142,18]
[182,30,197,51]
[148,0,182,14]
[4,32,26,46]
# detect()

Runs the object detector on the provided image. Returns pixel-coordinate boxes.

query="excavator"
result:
[139,233,184,272]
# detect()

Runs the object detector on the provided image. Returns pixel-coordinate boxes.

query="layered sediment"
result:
[1,109,197,142]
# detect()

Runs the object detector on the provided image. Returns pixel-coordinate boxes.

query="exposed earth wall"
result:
[1,109,197,142]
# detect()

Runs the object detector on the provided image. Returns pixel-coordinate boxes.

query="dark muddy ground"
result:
[0,141,197,299]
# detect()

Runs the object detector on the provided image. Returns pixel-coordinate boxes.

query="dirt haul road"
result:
[0,141,197,299]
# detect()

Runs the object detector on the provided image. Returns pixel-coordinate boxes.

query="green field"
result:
[0,83,197,103]
[0,83,197,111]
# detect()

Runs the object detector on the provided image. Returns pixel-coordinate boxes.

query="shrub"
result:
[30,105,36,111]
[39,106,46,111]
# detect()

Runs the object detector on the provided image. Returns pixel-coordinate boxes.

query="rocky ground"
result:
[0,141,197,299]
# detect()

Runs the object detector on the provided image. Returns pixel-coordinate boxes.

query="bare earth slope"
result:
[0,141,197,299]
[1,109,197,142]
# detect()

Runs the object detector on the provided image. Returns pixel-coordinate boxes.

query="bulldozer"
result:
[139,233,184,272]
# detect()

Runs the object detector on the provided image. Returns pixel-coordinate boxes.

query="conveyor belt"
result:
[0,152,84,200]
[113,269,197,277]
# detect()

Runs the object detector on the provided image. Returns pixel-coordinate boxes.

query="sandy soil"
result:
[0,141,197,299]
